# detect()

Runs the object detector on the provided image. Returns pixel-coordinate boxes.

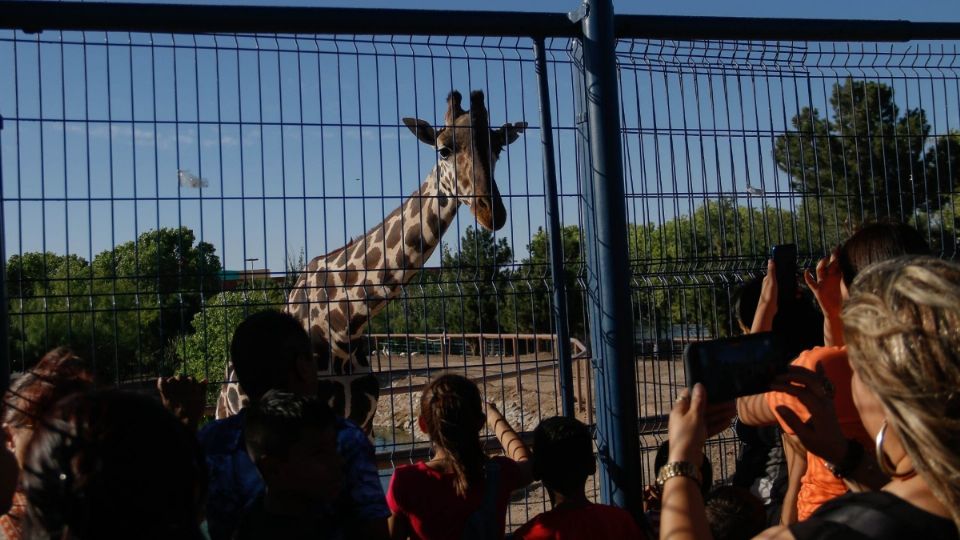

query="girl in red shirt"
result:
[387,374,532,540]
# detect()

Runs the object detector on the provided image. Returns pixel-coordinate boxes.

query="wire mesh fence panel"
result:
[5,8,960,531]
[613,37,960,488]
[0,28,594,529]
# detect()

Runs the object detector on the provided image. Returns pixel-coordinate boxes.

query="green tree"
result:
[504,225,587,340]
[438,227,513,334]
[774,78,932,224]
[631,199,803,337]
[7,227,222,382]
[174,285,285,404]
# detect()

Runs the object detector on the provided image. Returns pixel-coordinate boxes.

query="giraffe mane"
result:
[323,235,362,259]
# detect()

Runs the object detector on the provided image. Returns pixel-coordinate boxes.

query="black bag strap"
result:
[812,497,911,539]
[479,460,502,527]
[462,459,501,540]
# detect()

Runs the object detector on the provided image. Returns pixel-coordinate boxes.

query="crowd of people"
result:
[0,220,957,540]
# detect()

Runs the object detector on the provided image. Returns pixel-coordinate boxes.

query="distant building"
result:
[218,268,284,291]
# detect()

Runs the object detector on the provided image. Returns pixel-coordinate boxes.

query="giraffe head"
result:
[403,90,526,231]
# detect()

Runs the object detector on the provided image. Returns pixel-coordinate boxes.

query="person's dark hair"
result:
[230,310,312,402]
[244,390,336,461]
[733,278,764,331]
[704,486,766,540]
[532,416,595,494]
[838,221,930,286]
[653,440,712,496]
[420,374,486,498]
[3,348,94,430]
[21,390,206,540]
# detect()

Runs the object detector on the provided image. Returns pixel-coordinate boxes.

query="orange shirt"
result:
[765,346,871,522]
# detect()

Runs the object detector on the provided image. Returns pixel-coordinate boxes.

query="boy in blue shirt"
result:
[197,310,388,540]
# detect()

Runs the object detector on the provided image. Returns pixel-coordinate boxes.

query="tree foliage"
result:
[503,225,586,339]
[7,227,222,382]
[174,285,285,404]
[774,78,942,224]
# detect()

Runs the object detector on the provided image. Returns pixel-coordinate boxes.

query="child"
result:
[1,347,95,540]
[642,440,712,537]
[514,416,644,540]
[703,486,766,540]
[197,310,388,540]
[20,390,206,539]
[387,374,532,540]
[238,390,344,539]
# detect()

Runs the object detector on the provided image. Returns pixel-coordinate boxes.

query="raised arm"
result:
[803,250,844,347]
[485,402,533,486]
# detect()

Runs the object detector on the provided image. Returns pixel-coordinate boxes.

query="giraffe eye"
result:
[438,146,452,160]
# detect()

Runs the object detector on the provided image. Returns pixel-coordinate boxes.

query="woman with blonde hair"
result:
[661,256,960,539]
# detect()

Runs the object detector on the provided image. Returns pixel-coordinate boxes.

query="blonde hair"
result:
[842,256,960,530]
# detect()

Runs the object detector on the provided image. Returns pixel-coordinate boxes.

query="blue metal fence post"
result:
[0,114,8,392]
[575,0,641,515]
[533,37,575,418]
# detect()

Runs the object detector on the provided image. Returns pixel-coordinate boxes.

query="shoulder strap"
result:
[812,496,911,539]
[461,459,502,540]
[480,459,501,516]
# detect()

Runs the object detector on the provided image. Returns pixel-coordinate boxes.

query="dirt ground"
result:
[371,350,741,531]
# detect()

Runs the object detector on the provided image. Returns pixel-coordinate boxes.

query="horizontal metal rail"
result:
[374,414,672,470]
[3,1,960,41]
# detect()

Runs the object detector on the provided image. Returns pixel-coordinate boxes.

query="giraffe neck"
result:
[289,165,461,365]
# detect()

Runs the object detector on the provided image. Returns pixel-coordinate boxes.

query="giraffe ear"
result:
[403,118,437,146]
[493,122,527,148]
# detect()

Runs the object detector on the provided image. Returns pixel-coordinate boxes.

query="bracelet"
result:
[823,438,864,479]
[656,461,702,490]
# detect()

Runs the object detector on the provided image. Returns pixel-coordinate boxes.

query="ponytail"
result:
[420,374,486,497]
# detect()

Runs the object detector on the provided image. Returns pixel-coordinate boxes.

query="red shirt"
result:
[514,503,646,540]
[387,457,525,540]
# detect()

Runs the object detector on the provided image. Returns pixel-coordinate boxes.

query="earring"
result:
[875,420,915,479]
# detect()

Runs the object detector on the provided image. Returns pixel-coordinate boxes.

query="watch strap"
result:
[656,461,702,489]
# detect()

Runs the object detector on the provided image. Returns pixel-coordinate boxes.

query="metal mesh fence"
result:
[612,37,960,487]
[3,6,960,531]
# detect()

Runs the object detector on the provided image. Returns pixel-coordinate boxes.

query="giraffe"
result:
[215,90,527,430]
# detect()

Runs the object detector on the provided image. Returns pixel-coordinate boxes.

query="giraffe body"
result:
[215,90,527,431]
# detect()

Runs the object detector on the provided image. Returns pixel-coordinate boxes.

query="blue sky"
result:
[2,0,960,274]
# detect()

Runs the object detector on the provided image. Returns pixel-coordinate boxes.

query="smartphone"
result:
[683,332,792,402]
[771,243,798,309]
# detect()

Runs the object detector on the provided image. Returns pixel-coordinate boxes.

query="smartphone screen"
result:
[683,332,792,403]
[771,243,798,309]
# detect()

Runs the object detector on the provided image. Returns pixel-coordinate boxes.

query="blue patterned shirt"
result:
[198,411,388,540]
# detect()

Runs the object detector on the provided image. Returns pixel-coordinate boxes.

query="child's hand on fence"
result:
[484,402,504,427]
[157,375,208,431]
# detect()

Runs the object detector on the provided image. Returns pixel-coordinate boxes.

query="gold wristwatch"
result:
[656,461,702,489]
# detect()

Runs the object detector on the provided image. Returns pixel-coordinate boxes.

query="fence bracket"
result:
[568,2,589,24]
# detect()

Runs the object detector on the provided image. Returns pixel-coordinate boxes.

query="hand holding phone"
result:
[771,244,798,310]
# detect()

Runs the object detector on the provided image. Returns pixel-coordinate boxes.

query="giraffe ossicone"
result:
[216,90,528,432]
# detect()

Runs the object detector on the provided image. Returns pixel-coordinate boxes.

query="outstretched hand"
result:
[771,365,847,463]
[157,375,208,431]
[667,383,708,465]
